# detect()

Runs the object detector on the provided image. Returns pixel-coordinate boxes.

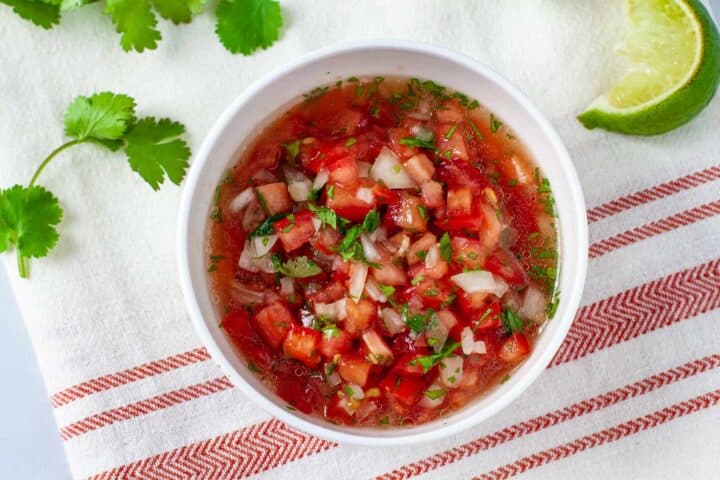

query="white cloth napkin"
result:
[1,1,719,478]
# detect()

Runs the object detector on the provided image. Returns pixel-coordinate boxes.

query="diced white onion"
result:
[331,255,344,271]
[425,314,448,353]
[381,307,405,335]
[252,169,277,183]
[364,278,387,303]
[288,180,312,202]
[357,161,372,178]
[280,277,294,296]
[360,234,381,262]
[282,165,308,183]
[450,270,509,298]
[369,226,387,242]
[253,234,278,258]
[348,262,369,303]
[393,234,410,259]
[230,280,265,305]
[473,340,487,354]
[439,355,464,389]
[325,369,341,386]
[356,187,374,204]
[313,169,329,190]
[311,216,322,232]
[345,384,364,400]
[314,298,347,320]
[437,310,458,330]
[238,240,260,272]
[229,188,254,212]
[425,244,440,269]
[420,383,446,408]
[411,125,434,142]
[370,147,417,189]
[461,327,475,355]
[521,285,547,324]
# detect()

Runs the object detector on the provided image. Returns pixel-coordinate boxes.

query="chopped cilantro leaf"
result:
[443,124,457,140]
[249,213,286,237]
[408,340,460,373]
[490,114,503,133]
[439,232,452,262]
[501,308,524,334]
[424,388,446,400]
[283,140,300,161]
[326,185,335,199]
[271,254,321,278]
[344,137,357,147]
[415,250,428,261]
[400,134,436,150]
[362,209,380,233]
[417,204,428,221]
[468,119,484,140]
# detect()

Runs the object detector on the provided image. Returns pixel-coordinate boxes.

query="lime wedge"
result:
[578,0,720,135]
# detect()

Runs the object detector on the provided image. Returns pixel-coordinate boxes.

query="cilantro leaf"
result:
[124,117,190,190]
[152,0,204,23]
[308,203,338,230]
[271,254,321,278]
[105,0,161,52]
[408,341,460,373]
[1,0,60,29]
[362,209,380,233]
[215,0,282,55]
[501,308,524,334]
[64,92,136,148]
[439,232,452,262]
[0,185,63,265]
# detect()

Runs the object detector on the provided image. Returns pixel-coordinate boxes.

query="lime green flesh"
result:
[579,0,720,135]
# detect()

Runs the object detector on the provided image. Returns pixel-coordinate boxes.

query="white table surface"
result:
[1,2,716,479]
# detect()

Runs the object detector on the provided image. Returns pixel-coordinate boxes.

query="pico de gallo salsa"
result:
[207,76,559,427]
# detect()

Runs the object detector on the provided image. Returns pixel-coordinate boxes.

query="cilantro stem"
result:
[29,139,88,187]
[18,254,28,279]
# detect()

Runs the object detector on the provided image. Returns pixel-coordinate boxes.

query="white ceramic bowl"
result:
[178,40,588,446]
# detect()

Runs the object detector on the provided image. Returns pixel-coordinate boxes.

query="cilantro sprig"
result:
[3,0,283,55]
[0,92,190,278]
[408,340,461,373]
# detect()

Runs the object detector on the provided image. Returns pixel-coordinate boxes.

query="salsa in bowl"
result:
[178,41,587,445]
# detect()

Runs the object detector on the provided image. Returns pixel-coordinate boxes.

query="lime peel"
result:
[579,0,720,135]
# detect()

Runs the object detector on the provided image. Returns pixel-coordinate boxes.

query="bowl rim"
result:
[177,39,588,446]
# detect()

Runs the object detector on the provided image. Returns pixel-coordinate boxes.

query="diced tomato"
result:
[337,355,372,386]
[326,184,376,222]
[379,372,428,406]
[332,108,365,136]
[393,352,431,377]
[222,309,274,370]
[327,155,360,187]
[420,180,445,209]
[498,333,531,363]
[471,301,502,332]
[307,281,346,305]
[451,236,487,270]
[485,248,528,287]
[407,232,436,266]
[361,330,394,365]
[324,395,355,423]
[319,328,353,360]
[435,124,469,161]
[391,334,416,358]
[275,210,316,252]
[436,214,485,232]
[446,188,473,216]
[309,225,339,254]
[435,100,464,123]
[387,127,419,158]
[456,289,491,313]
[371,254,407,286]
[436,158,491,191]
[283,326,322,368]
[403,277,452,309]
[344,298,377,336]
[299,140,353,174]
[372,181,400,204]
[403,153,435,184]
[387,194,428,231]
[254,302,295,350]
[255,182,292,215]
